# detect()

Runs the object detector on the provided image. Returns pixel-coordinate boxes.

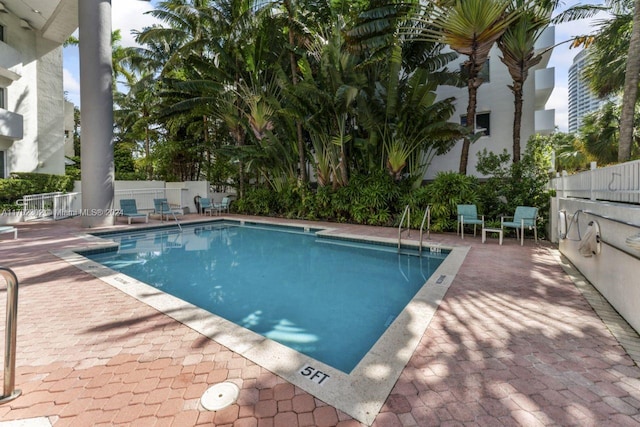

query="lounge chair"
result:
[457,204,484,239]
[153,198,182,221]
[501,206,538,246]
[0,226,17,239]
[213,197,231,215]
[199,198,214,216]
[119,199,148,224]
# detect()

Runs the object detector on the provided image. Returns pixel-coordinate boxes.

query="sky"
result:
[62,0,609,133]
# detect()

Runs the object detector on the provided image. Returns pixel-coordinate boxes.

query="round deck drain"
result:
[201,382,240,411]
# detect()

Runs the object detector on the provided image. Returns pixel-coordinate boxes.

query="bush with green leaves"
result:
[0,172,76,210]
[423,172,480,232]
[476,135,553,236]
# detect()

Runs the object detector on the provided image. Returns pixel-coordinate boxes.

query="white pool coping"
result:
[55,219,468,426]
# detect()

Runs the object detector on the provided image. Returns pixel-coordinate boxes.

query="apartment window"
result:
[461,58,490,83]
[0,87,5,109]
[0,24,4,42]
[461,112,491,136]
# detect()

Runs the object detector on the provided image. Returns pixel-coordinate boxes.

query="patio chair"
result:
[119,199,148,225]
[0,226,17,240]
[213,197,231,215]
[501,206,538,246]
[457,204,484,239]
[199,198,214,216]
[153,198,183,221]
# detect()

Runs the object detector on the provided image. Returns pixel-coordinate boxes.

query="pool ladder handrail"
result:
[162,201,182,232]
[398,205,410,251]
[0,266,21,404]
[418,206,431,254]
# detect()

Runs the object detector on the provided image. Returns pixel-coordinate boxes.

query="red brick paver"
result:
[0,215,639,426]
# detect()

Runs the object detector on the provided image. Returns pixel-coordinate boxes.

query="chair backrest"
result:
[153,198,169,213]
[513,206,538,227]
[120,199,138,214]
[199,198,212,208]
[457,204,478,221]
[220,197,230,207]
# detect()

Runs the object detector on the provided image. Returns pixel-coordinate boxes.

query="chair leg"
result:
[520,225,524,246]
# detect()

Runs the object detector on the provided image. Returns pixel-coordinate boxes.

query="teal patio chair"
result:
[214,197,231,215]
[501,206,538,246]
[119,199,148,225]
[153,198,182,221]
[457,204,484,239]
[199,198,214,216]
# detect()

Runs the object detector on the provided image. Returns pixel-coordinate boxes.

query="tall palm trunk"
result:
[619,0,640,162]
[512,81,524,163]
[460,61,481,175]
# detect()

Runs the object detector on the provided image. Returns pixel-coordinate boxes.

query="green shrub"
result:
[425,172,480,232]
[0,172,75,205]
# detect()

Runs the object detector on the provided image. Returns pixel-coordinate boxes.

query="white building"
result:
[427,27,556,179]
[0,0,77,178]
[568,49,606,134]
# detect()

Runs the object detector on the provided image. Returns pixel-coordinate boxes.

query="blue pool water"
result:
[87,222,448,372]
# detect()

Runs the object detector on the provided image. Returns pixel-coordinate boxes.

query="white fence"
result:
[114,188,187,212]
[21,192,81,220]
[550,160,640,205]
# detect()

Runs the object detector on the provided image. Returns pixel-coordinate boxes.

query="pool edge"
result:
[54,220,469,426]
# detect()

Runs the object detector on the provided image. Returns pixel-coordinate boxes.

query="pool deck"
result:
[0,214,639,426]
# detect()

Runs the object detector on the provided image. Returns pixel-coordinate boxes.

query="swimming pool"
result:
[86,221,448,373]
[61,218,468,425]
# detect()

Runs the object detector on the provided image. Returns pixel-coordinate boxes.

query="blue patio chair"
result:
[199,198,214,216]
[153,198,182,221]
[119,199,148,225]
[501,206,538,246]
[213,197,231,215]
[457,204,484,239]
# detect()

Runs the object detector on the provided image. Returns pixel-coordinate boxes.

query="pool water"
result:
[87,222,448,372]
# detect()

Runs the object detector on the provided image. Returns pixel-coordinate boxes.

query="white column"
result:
[79,0,114,227]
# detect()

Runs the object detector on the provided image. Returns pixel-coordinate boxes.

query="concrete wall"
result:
[0,9,66,176]
[555,198,640,334]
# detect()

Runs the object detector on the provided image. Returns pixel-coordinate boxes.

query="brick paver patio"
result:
[0,214,638,426]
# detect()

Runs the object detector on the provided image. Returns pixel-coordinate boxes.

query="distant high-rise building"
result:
[568,50,606,133]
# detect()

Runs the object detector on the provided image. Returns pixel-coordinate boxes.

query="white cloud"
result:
[111,0,159,47]
[63,67,81,104]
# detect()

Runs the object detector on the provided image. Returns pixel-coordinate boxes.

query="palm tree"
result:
[497,0,551,163]
[412,0,522,174]
[619,0,640,161]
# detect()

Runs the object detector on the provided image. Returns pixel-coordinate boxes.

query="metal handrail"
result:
[0,267,21,404]
[161,201,182,231]
[419,206,431,254]
[398,205,410,251]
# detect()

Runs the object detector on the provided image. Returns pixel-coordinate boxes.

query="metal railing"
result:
[398,205,410,251]
[20,192,80,220]
[551,160,640,205]
[418,206,431,254]
[0,267,20,404]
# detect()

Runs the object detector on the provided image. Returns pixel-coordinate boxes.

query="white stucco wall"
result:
[426,44,547,180]
[556,198,640,334]
[0,11,66,176]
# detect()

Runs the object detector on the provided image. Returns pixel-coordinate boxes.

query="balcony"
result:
[0,108,24,140]
[535,67,555,109]
[0,42,22,82]
[535,109,555,135]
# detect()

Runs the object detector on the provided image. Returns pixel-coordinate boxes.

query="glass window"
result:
[0,87,5,109]
[0,25,4,42]
[460,112,491,136]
